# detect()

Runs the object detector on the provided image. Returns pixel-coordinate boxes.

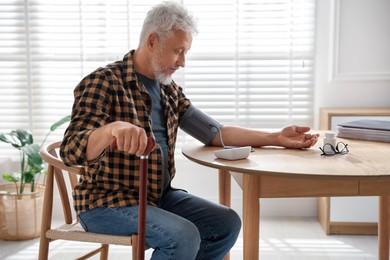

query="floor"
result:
[0,217,377,260]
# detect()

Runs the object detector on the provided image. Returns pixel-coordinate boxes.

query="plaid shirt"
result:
[60,50,191,215]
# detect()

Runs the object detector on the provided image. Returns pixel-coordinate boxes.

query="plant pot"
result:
[0,183,44,240]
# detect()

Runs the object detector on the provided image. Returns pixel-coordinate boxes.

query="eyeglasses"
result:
[319,142,349,156]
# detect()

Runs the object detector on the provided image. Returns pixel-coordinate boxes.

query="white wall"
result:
[314,0,390,124]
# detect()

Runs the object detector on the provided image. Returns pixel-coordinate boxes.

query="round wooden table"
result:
[182,135,390,260]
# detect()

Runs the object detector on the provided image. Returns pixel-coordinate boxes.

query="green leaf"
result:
[3,172,21,183]
[50,115,71,132]
[13,129,33,146]
[23,144,45,173]
[0,129,33,148]
[22,171,35,184]
[0,132,22,148]
[23,143,40,160]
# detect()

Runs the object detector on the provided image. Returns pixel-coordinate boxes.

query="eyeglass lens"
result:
[320,142,349,156]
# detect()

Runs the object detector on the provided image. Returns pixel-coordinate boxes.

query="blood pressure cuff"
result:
[179,105,223,145]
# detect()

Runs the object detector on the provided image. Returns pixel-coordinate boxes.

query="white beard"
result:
[151,52,173,85]
[155,71,172,85]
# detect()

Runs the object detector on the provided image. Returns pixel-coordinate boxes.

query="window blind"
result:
[0,0,316,158]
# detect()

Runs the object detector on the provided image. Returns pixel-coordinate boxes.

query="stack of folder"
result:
[337,119,390,142]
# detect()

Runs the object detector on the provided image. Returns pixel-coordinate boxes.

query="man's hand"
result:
[109,121,151,156]
[278,125,319,149]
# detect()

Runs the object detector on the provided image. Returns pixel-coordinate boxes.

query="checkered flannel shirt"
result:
[60,50,191,216]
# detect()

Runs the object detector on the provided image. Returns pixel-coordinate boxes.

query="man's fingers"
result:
[134,132,148,156]
[295,125,311,134]
[143,136,156,156]
[116,135,125,151]
[110,123,148,155]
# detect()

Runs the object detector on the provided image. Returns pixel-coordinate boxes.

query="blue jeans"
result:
[78,187,241,260]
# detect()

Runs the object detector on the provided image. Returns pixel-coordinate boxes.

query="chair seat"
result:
[46,222,133,246]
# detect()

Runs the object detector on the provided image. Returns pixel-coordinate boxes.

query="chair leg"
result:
[99,244,109,260]
[38,235,50,260]
[38,166,55,260]
[132,234,138,260]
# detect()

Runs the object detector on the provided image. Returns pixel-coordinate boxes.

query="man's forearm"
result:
[211,126,280,147]
[85,123,114,161]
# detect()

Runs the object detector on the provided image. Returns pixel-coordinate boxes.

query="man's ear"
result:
[147,33,159,49]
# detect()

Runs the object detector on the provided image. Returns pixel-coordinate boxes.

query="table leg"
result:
[219,169,231,207]
[243,174,260,260]
[379,196,390,260]
[219,169,231,260]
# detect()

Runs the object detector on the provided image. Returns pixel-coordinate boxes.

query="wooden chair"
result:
[38,141,142,260]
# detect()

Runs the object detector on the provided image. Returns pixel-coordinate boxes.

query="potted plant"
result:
[0,115,70,240]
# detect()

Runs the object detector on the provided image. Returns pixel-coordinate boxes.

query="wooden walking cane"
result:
[138,135,156,260]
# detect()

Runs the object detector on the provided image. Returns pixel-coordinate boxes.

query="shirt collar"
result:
[122,50,137,85]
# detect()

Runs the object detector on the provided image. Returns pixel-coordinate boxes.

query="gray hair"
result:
[139,1,198,47]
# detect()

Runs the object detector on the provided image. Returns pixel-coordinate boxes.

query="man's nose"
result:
[177,54,185,67]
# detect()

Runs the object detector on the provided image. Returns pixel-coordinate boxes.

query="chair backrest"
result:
[40,141,83,224]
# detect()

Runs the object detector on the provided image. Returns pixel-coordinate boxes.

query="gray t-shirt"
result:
[136,72,170,191]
